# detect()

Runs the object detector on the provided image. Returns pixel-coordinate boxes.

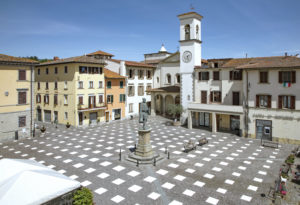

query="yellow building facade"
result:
[0,54,38,142]
[35,55,106,127]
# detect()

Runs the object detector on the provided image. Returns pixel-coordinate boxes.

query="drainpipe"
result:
[30,65,34,138]
[245,70,249,137]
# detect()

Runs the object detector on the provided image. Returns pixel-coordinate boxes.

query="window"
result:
[107,81,111,89]
[54,94,58,105]
[64,95,68,105]
[210,91,221,103]
[230,70,242,80]
[166,74,171,84]
[78,81,83,89]
[64,112,68,120]
[99,94,103,103]
[19,70,26,80]
[99,81,103,88]
[64,81,68,89]
[184,24,190,40]
[18,91,26,104]
[107,95,114,103]
[38,69,40,75]
[18,116,26,127]
[147,70,152,79]
[138,85,144,96]
[36,94,41,103]
[278,95,295,109]
[138,70,144,79]
[54,81,58,90]
[119,94,126,102]
[79,66,87,74]
[54,67,58,74]
[129,103,133,113]
[129,69,134,79]
[214,63,218,68]
[120,81,123,88]
[199,72,209,80]
[128,86,135,96]
[176,74,180,84]
[213,71,220,80]
[256,95,271,108]
[89,81,94,88]
[45,82,49,90]
[279,71,296,83]
[157,77,159,83]
[37,82,40,90]
[44,94,49,104]
[146,84,152,95]
[78,96,83,105]
[46,68,49,75]
[99,67,103,74]
[259,72,268,83]
[64,66,68,74]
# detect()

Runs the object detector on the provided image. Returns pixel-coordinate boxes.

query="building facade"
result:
[35,55,106,127]
[0,54,37,142]
[104,68,126,122]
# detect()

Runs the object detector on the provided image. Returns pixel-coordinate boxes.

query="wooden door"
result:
[105,112,109,122]
[79,113,83,125]
[232,92,240,105]
[201,91,207,104]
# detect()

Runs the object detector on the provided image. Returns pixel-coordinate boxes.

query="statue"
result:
[139,98,150,130]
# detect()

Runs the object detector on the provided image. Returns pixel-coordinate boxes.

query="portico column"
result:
[162,95,166,116]
[188,110,193,129]
[212,112,217,133]
[151,93,156,116]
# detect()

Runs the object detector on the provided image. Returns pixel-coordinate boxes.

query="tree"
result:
[166,104,183,120]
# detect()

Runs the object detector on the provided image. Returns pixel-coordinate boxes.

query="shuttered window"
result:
[213,71,220,80]
[99,95,103,103]
[230,70,242,80]
[256,95,271,108]
[279,95,295,109]
[210,91,221,103]
[54,95,58,105]
[199,72,209,80]
[279,71,296,83]
[259,72,268,83]
[19,70,26,80]
[18,92,26,104]
[18,116,26,127]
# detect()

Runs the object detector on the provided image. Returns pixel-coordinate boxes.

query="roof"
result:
[177,12,203,20]
[87,50,114,57]
[0,54,38,64]
[104,68,126,79]
[147,85,180,93]
[142,59,164,65]
[109,59,155,68]
[38,55,106,66]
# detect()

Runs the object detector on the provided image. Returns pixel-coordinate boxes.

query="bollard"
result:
[136,159,139,167]
[168,151,170,159]
[153,157,156,166]
[134,143,136,150]
[15,131,18,140]
[165,146,168,154]
[119,148,122,161]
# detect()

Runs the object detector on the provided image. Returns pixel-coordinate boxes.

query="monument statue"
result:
[139,98,149,130]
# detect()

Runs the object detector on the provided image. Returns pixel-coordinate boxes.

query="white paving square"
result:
[148,192,160,200]
[85,168,96,173]
[144,176,156,183]
[81,180,91,187]
[240,195,252,202]
[100,161,112,167]
[73,163,84,168]
[169,200,183,205]
[168,163,179,168]
[156,169,168,175]
[111,195,125,203]
[162,182,175,189]
[247,185,258,192]
[204,173,215,179]
[206,197,219,205]
[113,165,125,172]
[128,185,142,192]
[112,178,125,185]
[174,175,186,181]
[97,172,110,179]
[95,187,107,195]
[225,179,235,185]
[183,189,195,197]
[127,170,140,177]
[216,188,227,194]
[185,168,195,173]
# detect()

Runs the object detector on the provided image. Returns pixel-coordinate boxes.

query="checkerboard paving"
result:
[0,116,295,205]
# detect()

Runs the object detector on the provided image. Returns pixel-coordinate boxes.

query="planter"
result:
[66,123,71,128]
[173,120,181,126]
[40,126,46,133]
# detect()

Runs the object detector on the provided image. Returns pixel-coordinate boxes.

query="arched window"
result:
[175,74,180,84]
[185,24,190,40]
[196,25,199,39]
[166,74,171,84]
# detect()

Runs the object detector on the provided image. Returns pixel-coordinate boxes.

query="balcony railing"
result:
[188,102,243,114]
[77,103,106,111]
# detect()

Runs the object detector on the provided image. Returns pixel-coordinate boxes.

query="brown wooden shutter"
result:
[256,95,259,107]
[44,95,46,103]
[220,91,222,103]
[279,71,283,83]
[99,95,103,103]
[291,96,295,110]
[230,71,233,80]
[198,72,202,80]
[19,70,26,80]
[210,91,213,102]
[207,72,210,80]
[268,95,272,108]
[36,95,38,103]
[239,70,243,80]
[292,71,296,83]
[278,96,282,109]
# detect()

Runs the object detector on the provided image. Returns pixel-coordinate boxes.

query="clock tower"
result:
[178,12,203,123]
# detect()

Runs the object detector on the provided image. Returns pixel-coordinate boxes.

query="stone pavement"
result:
[0,116,295,205]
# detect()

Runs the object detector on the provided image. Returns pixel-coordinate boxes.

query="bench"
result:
[184,140,197,152]
[198,137,208,146]
[261,139,278,148]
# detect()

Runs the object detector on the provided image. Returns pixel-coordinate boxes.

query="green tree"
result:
[73,187,93,205]
[166,104,183,120]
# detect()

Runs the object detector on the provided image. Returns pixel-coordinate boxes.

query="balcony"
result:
[188,102,244,115]
[77,103,106,112]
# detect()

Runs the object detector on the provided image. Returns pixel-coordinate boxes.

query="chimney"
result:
[53,56,59,61]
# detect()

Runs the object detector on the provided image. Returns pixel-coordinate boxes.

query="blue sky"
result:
[0,0,299,61]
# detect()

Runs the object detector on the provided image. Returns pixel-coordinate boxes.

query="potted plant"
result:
[40,125,46,133]
[167,104,183,126]
[66,122,71,128]
[97,119,100,124]
[285,154,295,165]
[73,187,94,205]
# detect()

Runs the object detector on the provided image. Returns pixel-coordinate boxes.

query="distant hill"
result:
[22,56,53,63]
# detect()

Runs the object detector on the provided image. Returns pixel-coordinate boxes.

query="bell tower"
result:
[178,12,203,124]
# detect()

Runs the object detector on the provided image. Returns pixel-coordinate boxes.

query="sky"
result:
[0,0,300,61]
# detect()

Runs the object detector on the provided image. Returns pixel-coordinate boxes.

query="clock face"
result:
[182,51,192,63]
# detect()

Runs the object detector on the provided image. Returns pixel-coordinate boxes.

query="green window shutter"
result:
[123,94,126,102]
[111,95,114,103]
[119,94,122,102]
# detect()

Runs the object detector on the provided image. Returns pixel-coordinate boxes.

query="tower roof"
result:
[178,12,203,20]
[159,44,167,52]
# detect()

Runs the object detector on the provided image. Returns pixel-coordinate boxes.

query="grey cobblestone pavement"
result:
[0,116,295,205]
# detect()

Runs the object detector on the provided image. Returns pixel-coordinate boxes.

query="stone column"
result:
[188,110,193,129]
[151,93,156,116]
[212,112,217,133]
[239,114,245,137]
[162,95,166,116]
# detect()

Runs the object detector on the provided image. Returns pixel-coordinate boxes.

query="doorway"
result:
[37,109,42,121]
[113,109,121,120]
[79,112,83,125]
[256,119,272,141]
[44,110,51,122]
[105,112,109,122]
[199,112,210,127]
[232,92,240,105]
[89,112,97,125]
[201,91,207,104]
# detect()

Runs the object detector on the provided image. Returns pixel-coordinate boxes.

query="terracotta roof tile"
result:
[147,85,180,93]
[0,54,38,64]
[109,59,155,68]
[87,50,114,57]
[38,55,106,66]
[103,68,126,79]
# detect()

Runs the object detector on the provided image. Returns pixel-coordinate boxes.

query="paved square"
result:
[0,116,294,204]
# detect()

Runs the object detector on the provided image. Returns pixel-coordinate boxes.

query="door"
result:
[201,91,207,104]
[37,109,42,121]
[89,112,97,125]
[199,112,210,127]
[230,115,240,135]
[79,112,83,125]
[54,111,58,123]
[114,109,121,120]
[44,110,51,122]
[89,96,96,108]
[105,112,109,122]
[256,119,272,141]
[232,92,240,105]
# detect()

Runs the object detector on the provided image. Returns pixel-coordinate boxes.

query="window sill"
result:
[17,103,29,106]
[64,104,68,106]
[17,80,28,82]
[64,88,68,90]
[258,82,270,84]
